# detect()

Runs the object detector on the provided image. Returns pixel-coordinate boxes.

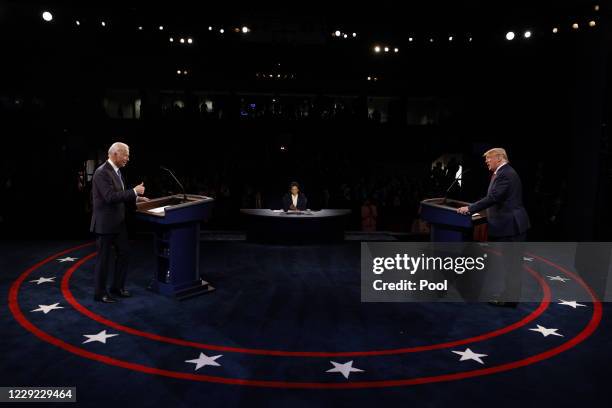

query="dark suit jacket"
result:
[90,161,136,234]
[468,164,530,238]
[282,193,308,211]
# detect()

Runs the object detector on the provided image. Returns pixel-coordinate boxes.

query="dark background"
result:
[0,0,610,240]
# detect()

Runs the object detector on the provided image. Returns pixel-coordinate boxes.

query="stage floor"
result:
[1,240,610,407]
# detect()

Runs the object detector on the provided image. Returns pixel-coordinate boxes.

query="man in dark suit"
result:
[90,142,148,303]
[457,148,529,307]
[282,181,308,212]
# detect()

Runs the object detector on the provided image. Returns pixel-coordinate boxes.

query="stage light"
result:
[334,30,341,37]
[552,27,558,33]
[448,36,453,41]
[429,38,434,43]
[169,37,174,42]
[384,46,389,52]
[101,21,106,27]
[572,23,579,30]
[158,25,164,31]
[408,37,413,42]
[177,70,182,74]
[352,32,357,37]
[367,76,371,81]
[343,33,348,38]
[220,28,225,33]
[394,47,399,53]
[184,70,188,75]
[180,38,185,43]
[505,31,515,40]
[524,30,532,38]
[75,20,80,26]
[469,37,473,42]
[280,145,286,151]
[188,38,193,44]
[374,45,381,53]
[589,20,596,27]
[42,11,53,22]
[594,5,599,11]
[208,26,213,31]
[242,26,249,33]
[138,26,143,31]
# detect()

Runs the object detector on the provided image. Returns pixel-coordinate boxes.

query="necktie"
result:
[116,169,125,190]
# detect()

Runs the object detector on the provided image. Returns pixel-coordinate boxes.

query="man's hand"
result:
[134,182,145,195]
[457,206,470,215]
[137,196,150,203]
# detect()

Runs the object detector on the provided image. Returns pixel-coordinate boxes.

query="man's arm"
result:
[468,173,512,213]
[94,170,136,205]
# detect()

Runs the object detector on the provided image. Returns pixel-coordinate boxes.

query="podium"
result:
[420,198,487,242]
[136,194,215,299]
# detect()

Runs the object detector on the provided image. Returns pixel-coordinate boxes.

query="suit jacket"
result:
[468,164,530,238]
[90,161,136,234]
[282,193,308,211]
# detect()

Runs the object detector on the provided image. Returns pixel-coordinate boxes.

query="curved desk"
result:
[240,209,351,243]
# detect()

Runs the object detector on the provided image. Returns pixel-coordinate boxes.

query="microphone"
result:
[160,166,187,202]
[443,168,470,204]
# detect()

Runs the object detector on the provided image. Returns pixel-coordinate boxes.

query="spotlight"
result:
[429,38,434,43]
[505,31,515,40]
[242,26,249,33]
[384,46,389,52]
[468,36,473,42]
[334,30,341,37]
[184,70,188,75]
[177,70,182,74]
[352,32,357,37]
[180,38,185,43]
[367,76,371,81]
[572,23,579,30]
[219,28,224,33]
[138,26,143,31]
[552,27,558,33]
[408,37,413,42]
[394,47,399,53]
[187,38,193,44]
[75,20,81,26]
[343,33,348,38]
[589,20,596,27]
[524,30,532,38]
[101,21,106,27]
[169,37,174,42]
[158,25,164,31]
[208,26,213,31]
[374,45,381,53]
[42,11,53,22]
[448,36,453,41]
[594,5,599,11]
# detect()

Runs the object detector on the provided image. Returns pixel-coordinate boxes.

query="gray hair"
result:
[108,142,129,156]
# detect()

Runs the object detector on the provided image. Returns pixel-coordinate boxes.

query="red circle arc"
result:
[8,244,602,389]
[61,251,551,357]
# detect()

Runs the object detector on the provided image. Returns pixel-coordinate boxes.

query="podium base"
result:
[147,278,215,300]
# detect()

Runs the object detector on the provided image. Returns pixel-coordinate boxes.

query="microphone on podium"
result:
[160,166,187,202]
[443,168,470,204]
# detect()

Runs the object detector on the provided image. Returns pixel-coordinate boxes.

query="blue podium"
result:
[420,198,487,242]
[136,194,215,299]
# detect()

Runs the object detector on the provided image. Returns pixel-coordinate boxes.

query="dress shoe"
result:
[110,288,132,298]
[94,294,117,303]
[488,299,518,308]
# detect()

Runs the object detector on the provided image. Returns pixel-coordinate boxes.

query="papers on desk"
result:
[272,209,284,213]
[148,206,171,214]
[471,212,481,217]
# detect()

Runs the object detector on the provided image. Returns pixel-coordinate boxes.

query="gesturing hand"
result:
[134,182,145,195]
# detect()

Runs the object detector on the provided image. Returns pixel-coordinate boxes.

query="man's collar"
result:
[494,161,508,174]
[107,159,120,172]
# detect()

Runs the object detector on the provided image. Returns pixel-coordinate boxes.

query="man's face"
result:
[291,186,299,195]
[112,149,130,168]
[484,154,502,172]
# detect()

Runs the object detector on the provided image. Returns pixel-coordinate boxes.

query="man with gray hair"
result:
[457,147,529,307]
[90,142,148,303]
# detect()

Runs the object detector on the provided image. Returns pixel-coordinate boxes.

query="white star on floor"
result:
[529,324,564,337]
[451,348,488,364]
[326,361,364,379]
[82,330,119,344]
[185,353,222,371]
[57,257,78,263]
[558,299,587,309]
[31,303,64,314]
[523,256,534,262]
[29,277,56,285]
[547,275,570,283]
